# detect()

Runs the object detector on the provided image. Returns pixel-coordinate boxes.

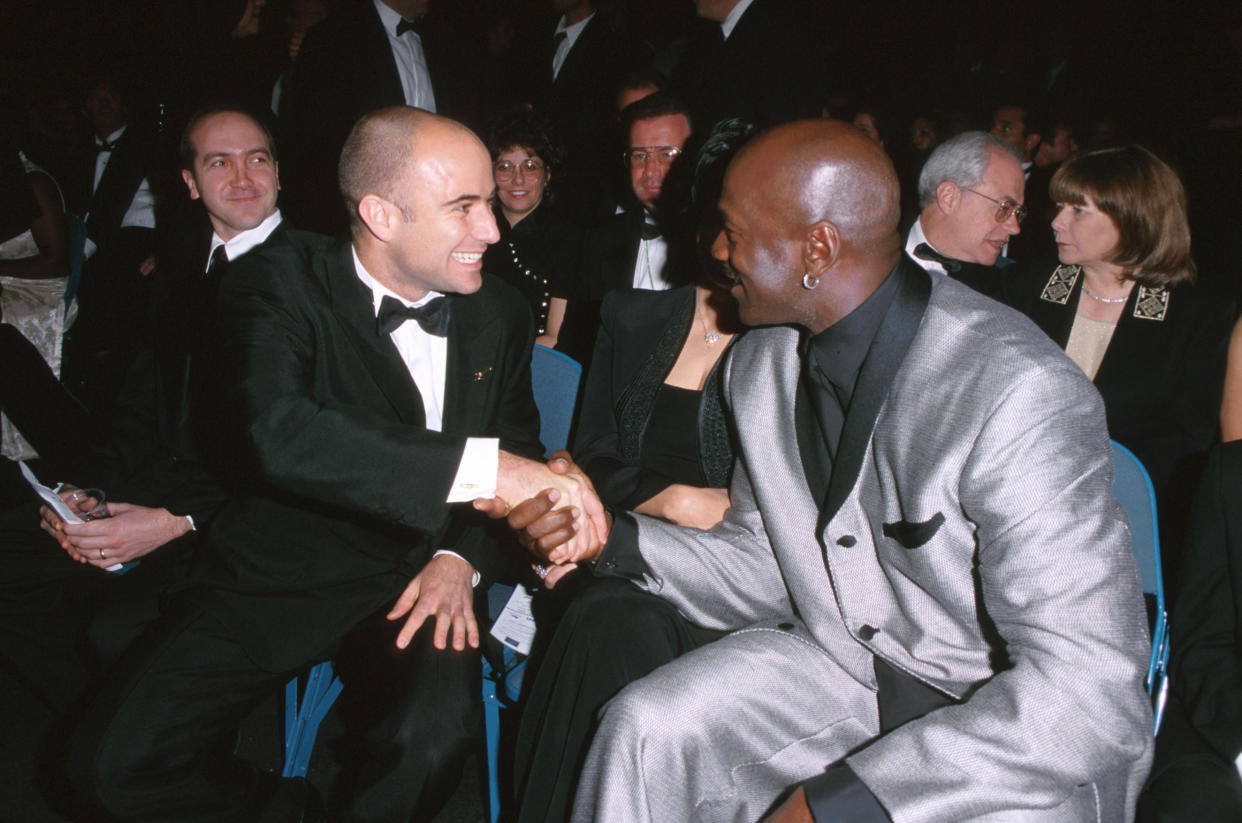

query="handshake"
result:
[475,450,612,584]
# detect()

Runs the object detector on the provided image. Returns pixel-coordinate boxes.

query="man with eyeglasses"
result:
[904,131,1026,298]
[557,93,694,365]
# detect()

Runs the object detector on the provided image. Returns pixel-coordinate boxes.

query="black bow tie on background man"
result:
[94,139,120,154]
[913,242,962,274]
[638,221,661,241]
[377,295,451,337]
[396,16,423,37]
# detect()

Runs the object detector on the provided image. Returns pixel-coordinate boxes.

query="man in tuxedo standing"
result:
[0,107,285,711]
[505,120,1151,822]
[281,0,440,235]
[556,93,694,365]
[673,0,827,133]
[65,107,604,823]
[64,75,159,408]
[526,0,622,221]
[904,130,1027,298]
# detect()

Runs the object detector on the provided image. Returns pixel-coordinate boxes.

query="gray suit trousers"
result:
[573,619,880,823]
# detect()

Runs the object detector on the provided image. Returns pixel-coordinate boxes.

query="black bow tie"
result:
[95,139,119,154]
[638,221,661,241]
[913,242,961,274]
[396,16,422,36]
[377,295,451,337]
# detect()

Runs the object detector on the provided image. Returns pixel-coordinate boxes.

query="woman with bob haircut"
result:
[1002,145,1234,536]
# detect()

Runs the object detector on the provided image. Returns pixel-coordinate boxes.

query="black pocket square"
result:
[882,512,945,549]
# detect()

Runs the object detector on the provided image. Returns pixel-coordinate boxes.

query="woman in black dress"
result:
[512,120,753,823]
[482,109,578,348]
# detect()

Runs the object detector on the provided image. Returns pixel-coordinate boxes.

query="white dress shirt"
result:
[720,0,756,39]
[373,0,436,112]
[904,217,949,276]
[551,12,593,80]
[206,209,283,270]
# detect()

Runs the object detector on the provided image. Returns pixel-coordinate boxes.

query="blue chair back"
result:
[530,344,582,457]
[1110,440,1169,734]
[65,213,86,318]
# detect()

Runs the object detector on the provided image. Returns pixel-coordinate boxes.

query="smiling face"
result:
[493,144,548,226]
[628,113,691,212]
[711,153,803,327]
[1051,195,1121,269]
[937,149,1025,265]
[381,127,500,299]
[181,111,279,242]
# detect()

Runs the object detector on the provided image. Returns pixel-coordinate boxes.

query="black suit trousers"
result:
[67,594,483,823]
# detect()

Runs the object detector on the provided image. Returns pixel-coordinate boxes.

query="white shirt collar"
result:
[556,11,593,37]
[96,125,127,147]
[904,216,947,275]
[351,247,443,314]
[206,210,283,271]
[374,0,414,37]
[720,0,756,39]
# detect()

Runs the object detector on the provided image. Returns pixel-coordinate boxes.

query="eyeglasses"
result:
[961,188,1027,224]
[494,158,545,181]
[624,146,681,169]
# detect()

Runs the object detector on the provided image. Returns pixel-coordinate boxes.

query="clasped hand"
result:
[474,451,611,581]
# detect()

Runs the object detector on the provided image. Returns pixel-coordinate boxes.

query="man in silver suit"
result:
[500,118,1153,823]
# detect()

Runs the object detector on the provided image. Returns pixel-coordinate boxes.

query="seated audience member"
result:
[1138,441,1242,823]
[904,130,1026,296]
[499,119,1152,823]
[0,107,285,712]
[513,119,752,823]
[0,130,71,465]
[848,100,891,153]
[1222,315,1242,442]
[1000,146,1234,555]
[557,93,695,365]
[63,107,602,823]
[481,109,578,348]
[990,101,1040,177]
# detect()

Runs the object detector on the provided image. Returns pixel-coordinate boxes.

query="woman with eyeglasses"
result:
[482,109,579,348]
[1001,145,1233,539]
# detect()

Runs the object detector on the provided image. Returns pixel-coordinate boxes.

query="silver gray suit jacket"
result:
[621,268,1154,821]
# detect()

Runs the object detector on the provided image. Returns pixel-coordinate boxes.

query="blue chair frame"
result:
[482,344,582,822]
[282,661,343,778]
[1110,441,1170,735]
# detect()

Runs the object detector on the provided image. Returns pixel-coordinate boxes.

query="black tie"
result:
[95,139,119,154]
[638,221,661,241]
[396,16,422,36]
[913,243,961,274]
[207,245,228,277]
[377,295,451,337]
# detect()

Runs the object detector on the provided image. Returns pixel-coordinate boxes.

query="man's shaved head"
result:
[339,106,482,230]
[714,120,902,331]
[734,119,900,253]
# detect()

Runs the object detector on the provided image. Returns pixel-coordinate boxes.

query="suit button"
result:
[858,625,878,641]
[602,560,616,570]
[777,622,794,630]
[836,535,856,547]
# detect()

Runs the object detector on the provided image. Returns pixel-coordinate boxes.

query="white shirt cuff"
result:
[185,515,196,531]
[1234,750,1242,781]
[446,437,498,502]
[432,549,481,587]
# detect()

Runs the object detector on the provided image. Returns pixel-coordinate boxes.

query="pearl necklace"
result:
[1081,284,1129,304]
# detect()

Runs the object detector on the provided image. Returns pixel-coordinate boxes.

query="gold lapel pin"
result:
[472,367,494,382]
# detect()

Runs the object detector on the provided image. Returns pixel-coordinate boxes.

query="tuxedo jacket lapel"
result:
[442,290,502,436]
[820,260,932,528]
[324,245,426,426]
